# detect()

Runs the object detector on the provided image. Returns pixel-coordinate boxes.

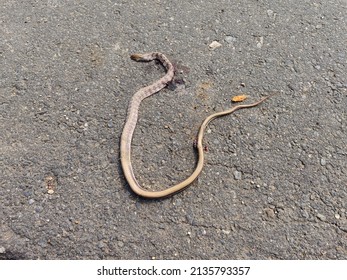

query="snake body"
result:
[120,52,272,198]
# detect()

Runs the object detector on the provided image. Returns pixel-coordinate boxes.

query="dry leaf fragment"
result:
[232,94,248,102]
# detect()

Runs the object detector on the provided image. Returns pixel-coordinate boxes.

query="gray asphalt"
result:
[1,0,346,259]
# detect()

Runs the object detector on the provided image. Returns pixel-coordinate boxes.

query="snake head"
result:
[130,54,144,61]
[130,53,156,62]
[130,53,154,61]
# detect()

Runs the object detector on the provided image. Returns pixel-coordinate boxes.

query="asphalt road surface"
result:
[1,0,346,259]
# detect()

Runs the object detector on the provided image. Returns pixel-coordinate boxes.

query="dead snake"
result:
[120,52,273,198]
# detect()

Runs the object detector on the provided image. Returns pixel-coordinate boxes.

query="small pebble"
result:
[229,190,237,199]
[107,120,113,128]
[48,189,54,194]
[224,35,237,44]
[38,240,47,248]
[233,170,242,180]
[256,36,264,48]
[209,41,222,50]
[301,209,309,219]
[28,198,35,205]
[265,208,276,219]
[335,213,340,219]
[173,198,182,206]
[35,206,43,213]
[317,213,326,221]
[320,158,326,166]
[0,247,5,254]
[23,190,32,197]
[267,9,274,17]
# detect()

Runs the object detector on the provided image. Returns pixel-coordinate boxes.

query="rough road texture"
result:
[1,0,346,259]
